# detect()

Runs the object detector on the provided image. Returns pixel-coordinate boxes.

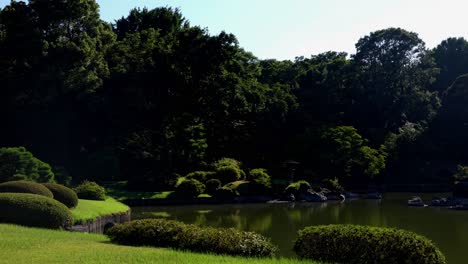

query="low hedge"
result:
[42,183,79,208]
[107,219,276,257]
[0,193,73,229]
[0,181,53,198]
[74,181,106,200]
[294,225,446,264]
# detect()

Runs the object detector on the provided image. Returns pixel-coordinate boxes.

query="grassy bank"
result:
[0,224,318,264]
[71,198,130,224]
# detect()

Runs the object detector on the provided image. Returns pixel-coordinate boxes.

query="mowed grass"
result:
[71,198,130,224]
[0,224,319,264]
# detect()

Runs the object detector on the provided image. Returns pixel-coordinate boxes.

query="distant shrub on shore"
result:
[205,179,221,194]
[42,183,79,208]
[175,179,205,198]
[0,193,73,229]
[74,181,106,200]
[0,181,53,198]
[284,180,310,195]
[107,219,277,257]
[294,224,446,264]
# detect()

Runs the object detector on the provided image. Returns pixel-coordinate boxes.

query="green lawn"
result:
[71,198,130,224]
[0,224,318,264]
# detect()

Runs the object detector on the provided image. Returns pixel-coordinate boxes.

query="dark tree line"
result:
[2,0,468,189]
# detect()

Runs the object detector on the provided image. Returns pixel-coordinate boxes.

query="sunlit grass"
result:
[71,198,129,224]
[0,224,319,264]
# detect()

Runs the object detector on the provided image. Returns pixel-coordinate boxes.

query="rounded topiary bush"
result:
[249,168,272,188]
[107,219,277,257]
[213,186,238,200]
[215,166,243,184]
[294,225,446,264]
[74,181,106,200]
[42,183,78,208]
[0,193,73,229]
[176,179,205,198]
[205,179,221,195]
[185,171,216,183]
[0,181,53,198]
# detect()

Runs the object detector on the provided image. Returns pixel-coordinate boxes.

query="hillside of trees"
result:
[2,0,468,190]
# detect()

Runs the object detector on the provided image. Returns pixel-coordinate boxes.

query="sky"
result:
[1,0,468,60]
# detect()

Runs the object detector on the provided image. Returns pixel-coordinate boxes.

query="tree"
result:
[0,147,55,183]
[431,37,468,92]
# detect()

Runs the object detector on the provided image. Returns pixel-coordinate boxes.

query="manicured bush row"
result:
[0,181,53,198]
[175,179,205,198]
[74,181,106,200]
[42,183,79,208]
[0,193,73,229]
[107,219,277,257]
[294,224,446,264]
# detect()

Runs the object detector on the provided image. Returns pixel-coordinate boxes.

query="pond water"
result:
[131,193,468,263]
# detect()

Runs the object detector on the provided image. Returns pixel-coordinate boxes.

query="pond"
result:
[131,193,468,263]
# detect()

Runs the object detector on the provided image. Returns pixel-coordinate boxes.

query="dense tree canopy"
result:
[1,1,467,189]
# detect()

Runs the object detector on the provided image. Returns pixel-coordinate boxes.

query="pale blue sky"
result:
[1,0,468,60]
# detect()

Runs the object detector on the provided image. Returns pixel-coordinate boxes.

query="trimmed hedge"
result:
[107,219,277,257]
[294,225,446,264]
[74,181,106,200]
[0,193,73,229]
[176,179,205,198]
[42,183,79,208]
[0,181,53,198]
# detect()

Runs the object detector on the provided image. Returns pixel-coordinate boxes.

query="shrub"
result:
[212,158,242,170]
[0,181,53,198]
[285,180,310,195]
[107,219,276,257]
[205,179,221,194]
[214,186,239,200]
[176,179,205,198]
[0,147,55,183]
[42,183,79,208]
[185,171,216,183]
[74,181,106,200]
[215,166,243,184]
[294,225,446,264]
[249,168,272,188]
[321,178,343,192]
[0,193,73,229]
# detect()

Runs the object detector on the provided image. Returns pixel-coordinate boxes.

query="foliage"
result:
[285,181,310,195]
[212,158,242,170]
[175,179,205,198]
[321,178,343,192]
[249,168,272,188]
[214,186,239,200]
[432,37,468,92]
[294,225,446,264]
[205,179,221,195]
[42,183,78,208]
[74,181,106,201]
[185,171,216,183]
[107,219,277,257]
[0,181,53,198]
[0,193,73,229]
[0,147,54,183]
[215,166,244,184]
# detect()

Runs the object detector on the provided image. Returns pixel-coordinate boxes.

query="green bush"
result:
[0,181,53,198]
[215,166,243,184]
[176,179,205,198]
[205,179,221,194]
[249,168,272,188]
[321,178,343,192]
[107,219,276,257]
[213,186,239,200]
[185,171,216,183]
[74,181,106,200]
[212,158,242,170]
[294,225,446,264]
[285,180,310,195]
[0,193,73,229]
[0,147,55,183]
[42,183,79,208]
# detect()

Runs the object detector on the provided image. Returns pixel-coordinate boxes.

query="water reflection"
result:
[131,193,468,263]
